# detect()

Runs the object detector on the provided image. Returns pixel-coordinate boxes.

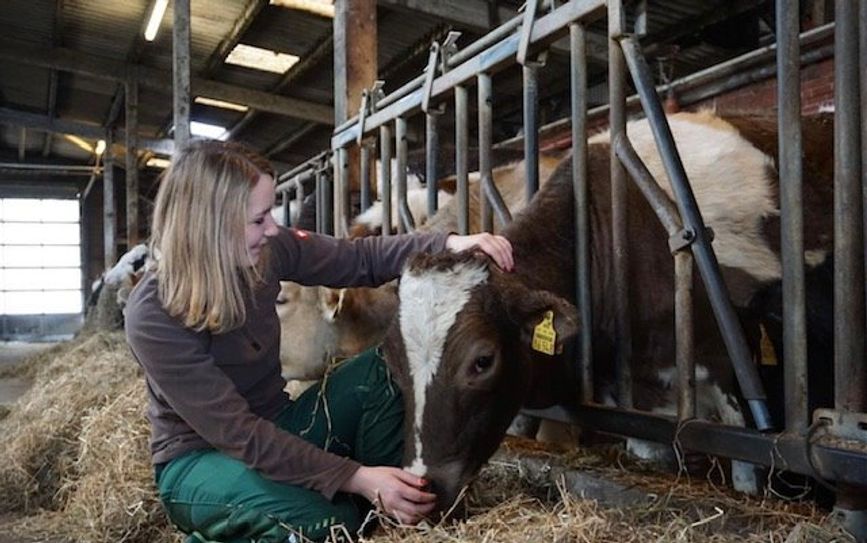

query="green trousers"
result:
[156,349,405,543]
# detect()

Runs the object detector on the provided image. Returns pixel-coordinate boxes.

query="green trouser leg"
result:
[157,349,404,543]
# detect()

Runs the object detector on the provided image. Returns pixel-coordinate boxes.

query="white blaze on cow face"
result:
[398,261,489,477]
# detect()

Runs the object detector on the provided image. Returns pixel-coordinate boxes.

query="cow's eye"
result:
[474,355,494,374]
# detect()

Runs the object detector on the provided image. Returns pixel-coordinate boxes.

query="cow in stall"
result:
[380,110,834,513]
[276,151,561,389]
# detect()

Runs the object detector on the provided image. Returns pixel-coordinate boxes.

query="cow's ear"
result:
[511,289,579,356]
[318,287,346,322]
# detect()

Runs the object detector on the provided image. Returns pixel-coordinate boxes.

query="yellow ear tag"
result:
[759,324,778,366]
[531,310,557,355]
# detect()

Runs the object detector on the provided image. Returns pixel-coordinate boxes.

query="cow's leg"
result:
[707,382,763,495]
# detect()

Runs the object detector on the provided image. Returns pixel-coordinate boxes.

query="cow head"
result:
[382,250,579,514]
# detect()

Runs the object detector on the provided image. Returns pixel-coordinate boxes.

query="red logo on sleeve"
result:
[293,229,309,239]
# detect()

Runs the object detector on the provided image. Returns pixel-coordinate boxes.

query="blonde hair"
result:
[149,140,275,333]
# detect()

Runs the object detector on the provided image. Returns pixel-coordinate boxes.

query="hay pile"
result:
[0,331,178,543]
[362,439,853,543]
[0,332,853,543]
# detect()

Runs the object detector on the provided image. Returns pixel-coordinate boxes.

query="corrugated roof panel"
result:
[0,61,52,111]
[0,0,55,44]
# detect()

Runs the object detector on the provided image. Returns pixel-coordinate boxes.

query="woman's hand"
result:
[446,233,514,271]
[342,466,437,525]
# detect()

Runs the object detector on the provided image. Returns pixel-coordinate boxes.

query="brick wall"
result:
[695,58,835,115]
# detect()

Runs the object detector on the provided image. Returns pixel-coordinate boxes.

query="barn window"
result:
[0,198,82,316]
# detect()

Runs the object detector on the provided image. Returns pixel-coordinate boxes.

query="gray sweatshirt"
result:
[125,226,448,500]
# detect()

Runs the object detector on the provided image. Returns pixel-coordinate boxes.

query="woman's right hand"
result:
[342,465,437,524]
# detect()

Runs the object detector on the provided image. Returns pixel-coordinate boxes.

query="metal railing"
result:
[321,0,866,526]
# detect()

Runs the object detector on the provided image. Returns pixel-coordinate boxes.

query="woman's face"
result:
[245,173,279,265]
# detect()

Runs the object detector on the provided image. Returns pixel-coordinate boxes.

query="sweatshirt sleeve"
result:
[269,227,450,287]
[125,288,360,499]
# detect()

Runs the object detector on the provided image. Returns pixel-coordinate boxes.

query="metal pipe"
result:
[619,36,772,431]
[282,193,292,227]
[172,0,191,147]
[522,404,867,488]
[455,86,470,235]
[478,73,494,233]
[523,64,540,202]
[426,112,440,217]
[336,147,350,236]
[360,142,372,213]
[776,0,808,433]
[609,0,632,409]
[612,133,681,235]
[571,23,594,404]
[380,124,393,236]
[834,0,866,413]
[315,168,324,234]
[674,251,696,421]
[103,131,116,270]
[321,164,333,236]
[395,117,415,233]
[275,169,315,194]
[0,163,101,172]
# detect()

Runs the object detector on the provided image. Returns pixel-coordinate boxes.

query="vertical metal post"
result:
[776,0,808,433]
[478,73,494,233]
[336,147,350,236]
[315,169,324,234]
[571,23,593,404]
[380,124,393,236]
[834,0,866,414]
[609,0,632,408]
[360,141,372,213]
[172,0,191,147]
[455,85,470,235]
[675,251,695,420]
[395,117,409,234]
[523,64,540,202]
[426,112,440,217]
[103,131,116,270]
[321,162,334,236]
[124,78,139,248]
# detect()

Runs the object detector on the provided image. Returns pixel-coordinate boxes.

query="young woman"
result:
[124,141,513,543]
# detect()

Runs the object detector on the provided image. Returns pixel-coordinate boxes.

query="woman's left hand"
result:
[446,233,514,272]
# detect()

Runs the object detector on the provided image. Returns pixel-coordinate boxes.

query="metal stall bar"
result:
[331,0,607,149]
[570,22,594,404]
[395,117,415,233]
[455,86,470,235]
[776,0,808,433]
[526,404,867,488]
[619,36,772,431]
[360,141,372,213]
[379,124,393,236]
[335,147,350,237]
[315,169,324,234]
[609,0,632,409]
[478,73,513,231]
[478,73,494,233]
[426,112,440,217]
[613,133,695,421]
[519,0,541,202]
[319,156,334,236]
[833,0,866,415]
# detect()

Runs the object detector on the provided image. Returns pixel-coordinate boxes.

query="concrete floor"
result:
[0,341,56,406]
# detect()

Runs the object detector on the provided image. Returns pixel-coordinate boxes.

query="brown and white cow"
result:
[381,110,834,512]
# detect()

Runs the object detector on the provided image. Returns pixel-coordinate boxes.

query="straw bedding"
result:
[0,331,852,543]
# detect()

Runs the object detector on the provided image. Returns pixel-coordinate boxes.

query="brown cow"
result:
[381,111,834,512]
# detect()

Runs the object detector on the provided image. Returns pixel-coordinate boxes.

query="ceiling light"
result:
[190,121,229,140]
[225,44,299,74]
[194,96,250,112]
[63,134,94,154]
[146,157,171,169]
[269,0,335,18]
[144,0,170,42]
[94,140,107,155]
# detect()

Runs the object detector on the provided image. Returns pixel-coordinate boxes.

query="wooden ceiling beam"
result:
[0,37,333,125]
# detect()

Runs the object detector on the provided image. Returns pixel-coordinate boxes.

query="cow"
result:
[277,153,565,383]
[380,110,834,513]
